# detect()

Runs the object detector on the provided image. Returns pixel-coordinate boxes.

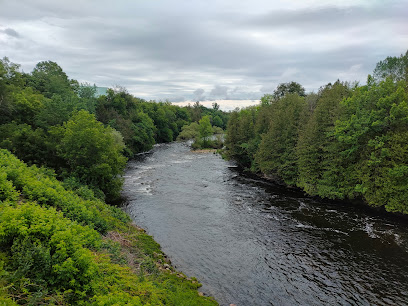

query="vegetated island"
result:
[224,51,408,216]
[0,58,227,304]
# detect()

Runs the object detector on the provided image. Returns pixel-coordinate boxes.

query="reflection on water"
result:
[123,143,408,306]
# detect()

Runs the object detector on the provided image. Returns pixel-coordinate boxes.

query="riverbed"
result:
[122,142,408,306]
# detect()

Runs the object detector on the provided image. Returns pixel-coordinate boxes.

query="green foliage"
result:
[226,53,408,214]
[177,122,200,141]
[0,123,48,166]
[255,94,307,185]
[178,118,224,150]
[334,77,408,212]
[29,61,74,99]
[212,115,223,128]
[224,107,257,167]
[0,149,127,233]
[53,110,127,200]
[9,87,44,125]
[297,81,351,197]
[35,94,78,128]
[0,171,19,203]
[96,89,202,155]
[273,81,306,100]
[373,50,408,82]
[186,101,229,129]
[0,203,100,301]
[129,111,156,154]
[0,57,40,125]
[199,115,213,146]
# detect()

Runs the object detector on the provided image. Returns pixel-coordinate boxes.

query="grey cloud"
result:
[3,28,20,38]
[246,4,407,33]
[194,88,205,96]
[0,0,406,101]
[210,85,229,97]
[193,88,206,101]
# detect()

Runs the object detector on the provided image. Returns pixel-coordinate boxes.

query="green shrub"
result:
[0,203,101,303]
[0,172,19,203]
[0,149,130,233]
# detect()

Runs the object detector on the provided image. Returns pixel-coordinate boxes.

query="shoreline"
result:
[191,149,218,153]
[230,162,408,224]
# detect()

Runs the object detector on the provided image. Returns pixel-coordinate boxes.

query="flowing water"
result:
[122,142,408,306]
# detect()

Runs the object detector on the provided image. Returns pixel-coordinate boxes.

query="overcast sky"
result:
[1,0,407,106]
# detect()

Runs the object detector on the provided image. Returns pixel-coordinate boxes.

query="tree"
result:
[177,122,200,141]
[0,123,47,165]
[212,115,223,128]
[255,94,307,185]
[225,107,257,167]
[30,61,74,98]
[273,81,306,100]
[260,94,273,106]
[199,115,213,147]
[297,81,350,197]
[191,101,202,122]
[35,94,80,128]
[53,110,127,200]
[334,77,408,213]
[0,57,25,124]
[373,50,408,82]
[129,112,156,153]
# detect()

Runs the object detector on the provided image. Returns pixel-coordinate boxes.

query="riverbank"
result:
[233,161,408,223]
[191,149,218,153]
[0,149,217,305]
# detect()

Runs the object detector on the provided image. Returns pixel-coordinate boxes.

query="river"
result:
[122,142,408,306]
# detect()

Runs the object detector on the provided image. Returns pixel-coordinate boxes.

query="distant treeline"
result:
[0,58,229,201]
[225,51,408,214]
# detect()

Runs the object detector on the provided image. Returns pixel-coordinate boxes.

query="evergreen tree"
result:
[255,94,307,185]
[297,81,350,197]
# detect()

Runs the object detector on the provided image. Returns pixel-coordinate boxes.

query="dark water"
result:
[123,142,408,306]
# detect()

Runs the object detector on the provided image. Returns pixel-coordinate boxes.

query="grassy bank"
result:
[0,149,217,305]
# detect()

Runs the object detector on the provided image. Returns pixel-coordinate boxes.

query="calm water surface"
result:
[122,142,408,306]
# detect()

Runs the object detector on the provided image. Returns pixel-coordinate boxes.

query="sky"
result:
[0,0,407,110]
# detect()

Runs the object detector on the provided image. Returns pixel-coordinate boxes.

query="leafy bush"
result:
[0,203,100,303]
[0,149,130,233]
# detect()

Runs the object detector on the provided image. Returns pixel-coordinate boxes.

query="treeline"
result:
[0,58,228,201]
[225,51,408,214]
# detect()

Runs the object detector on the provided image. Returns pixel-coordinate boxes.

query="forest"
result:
[0,58,224,304]
[225,51,408,214]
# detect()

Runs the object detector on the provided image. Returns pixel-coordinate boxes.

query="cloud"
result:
[3,28,20,38]
[193,88,206,101]
[210,85,229,98]
[0,0,407,103]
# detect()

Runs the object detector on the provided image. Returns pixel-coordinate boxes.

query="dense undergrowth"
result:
[0,149,217,305]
